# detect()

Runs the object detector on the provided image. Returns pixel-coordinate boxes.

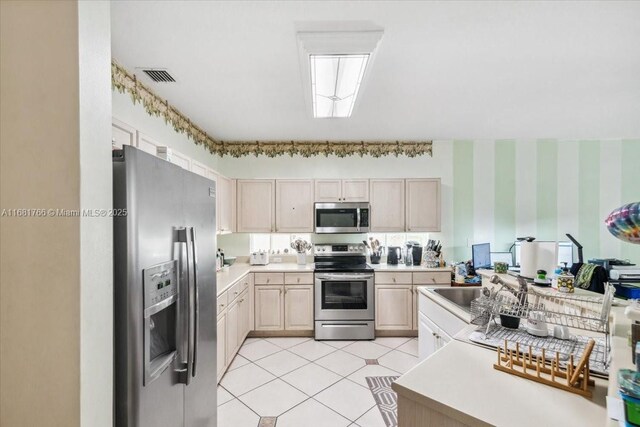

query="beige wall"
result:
[1,1,112,426]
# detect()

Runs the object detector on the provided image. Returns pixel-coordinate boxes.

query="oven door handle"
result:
[316,273,374,280]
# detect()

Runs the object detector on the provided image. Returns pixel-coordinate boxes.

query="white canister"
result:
[296,252,306,265]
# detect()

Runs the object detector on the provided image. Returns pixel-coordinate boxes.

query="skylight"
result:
[310,54,369,118]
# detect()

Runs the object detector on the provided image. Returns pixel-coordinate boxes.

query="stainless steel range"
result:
[314,243,375,340]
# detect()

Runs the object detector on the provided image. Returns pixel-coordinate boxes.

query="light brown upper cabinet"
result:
[217,175,235,234]
[136,132,160,156]
[237,180,275,232]
[370,179,405,231]
[406,178,441,232]
[314,179,369,202]
[275,180,314,232]
[111,118,136,149]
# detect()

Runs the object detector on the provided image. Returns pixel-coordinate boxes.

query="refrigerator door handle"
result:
[190,226,199,378]
[176,227,193,386]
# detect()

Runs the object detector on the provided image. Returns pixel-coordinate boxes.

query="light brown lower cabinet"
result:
[217,274,253,383]
[225,299,240,363]
[284,285,314,330]
[254,285,284,331]
[255,284,314,331]
[375,285,413,330]
[216,313,226,379]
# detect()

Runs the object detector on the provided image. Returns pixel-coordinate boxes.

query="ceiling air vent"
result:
[141,68,175,83]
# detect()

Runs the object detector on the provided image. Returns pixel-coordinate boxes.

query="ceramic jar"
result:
[557,270,575,293]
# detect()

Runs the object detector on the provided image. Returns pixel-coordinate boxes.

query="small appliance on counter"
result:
[411,245,423,266]
[387,246,401,265]
[250,250,269,265]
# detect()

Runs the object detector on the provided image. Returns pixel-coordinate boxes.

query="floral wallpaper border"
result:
[111,60,433,158]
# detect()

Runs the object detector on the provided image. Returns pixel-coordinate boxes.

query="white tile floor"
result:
[218,337,420,427]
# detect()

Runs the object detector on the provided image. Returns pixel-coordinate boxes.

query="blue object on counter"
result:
[636,342,640,371]
[613,284,640,299]
[465,276,481,284]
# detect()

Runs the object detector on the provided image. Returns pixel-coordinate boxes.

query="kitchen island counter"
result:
[398,270,631,426]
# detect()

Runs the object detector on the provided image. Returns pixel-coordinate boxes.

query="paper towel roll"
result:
[520,241,559,279]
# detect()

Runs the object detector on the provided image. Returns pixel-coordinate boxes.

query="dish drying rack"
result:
[470,275,615,367]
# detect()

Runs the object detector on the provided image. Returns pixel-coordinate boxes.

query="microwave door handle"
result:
[190,227,199,378]
[356,208,361,232]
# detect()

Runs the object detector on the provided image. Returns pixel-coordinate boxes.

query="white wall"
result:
[79,2,112,426]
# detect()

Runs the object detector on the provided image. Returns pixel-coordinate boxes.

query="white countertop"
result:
[216,263,315,296]
[370,263,451,272]
[393,339,609,427]
[217,262,451,296]
[400,272,633,426]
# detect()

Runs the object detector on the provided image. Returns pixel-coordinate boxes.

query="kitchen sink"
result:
[430,287,484,312]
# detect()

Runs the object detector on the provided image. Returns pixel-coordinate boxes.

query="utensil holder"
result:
[424,250,438,268]
[296,253,306,265]
[370,254,381,264]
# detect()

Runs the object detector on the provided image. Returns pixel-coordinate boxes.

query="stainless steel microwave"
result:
[315,202,370,234]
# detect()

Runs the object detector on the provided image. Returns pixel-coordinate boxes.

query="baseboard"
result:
[375,330,418,337]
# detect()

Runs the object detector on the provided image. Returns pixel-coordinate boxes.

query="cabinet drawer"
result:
[284,272,313,285]
[217,292,228,315]
[238,274,252,293]
[413,272,450,285]
[227,281,242,302]
[375,272,412,285]
[255,272,284,285]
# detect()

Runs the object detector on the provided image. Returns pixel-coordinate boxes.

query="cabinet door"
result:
[191,161,210,178]
[218,175,233,233]
[237,291,250,344]
[237,180,275,232]
[156,146,191,171]
[375,285,413,330]
[412,286,419,331]
[284,285,314,330]
[315,179,342,202]
[276,180,314,232]
[406,178,441,232]
[226,301,239,363]
[370,179,405,231]
[216,313,227,381]
[342,179,369,202]
[111,118,136,149]
[136,131,159,155]
[437,329,452,352]
[254,285,283,331]
[418,312,438,361]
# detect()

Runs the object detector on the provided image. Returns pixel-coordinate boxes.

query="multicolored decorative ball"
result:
[605,202,640,244]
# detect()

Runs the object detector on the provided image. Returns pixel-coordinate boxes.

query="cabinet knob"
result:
[392,278,396,283]
[220,303,225,308]
[239,299,244,303]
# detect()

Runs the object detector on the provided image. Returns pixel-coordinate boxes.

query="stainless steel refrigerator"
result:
[113,146,217,427]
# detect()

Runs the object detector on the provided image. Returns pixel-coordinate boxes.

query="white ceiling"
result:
[111,1,640,141]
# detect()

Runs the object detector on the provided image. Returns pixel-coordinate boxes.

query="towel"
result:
[576,263,597,289]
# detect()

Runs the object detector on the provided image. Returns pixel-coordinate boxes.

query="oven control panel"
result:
[143,260,178,308]
[315,244,366,255]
